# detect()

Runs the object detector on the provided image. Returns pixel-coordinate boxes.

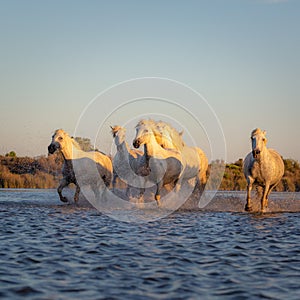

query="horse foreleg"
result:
[135,175,145,207]
[245,177,254,211]
[58,178,69,203]
[112,172,117,191]
[194,170,206,195]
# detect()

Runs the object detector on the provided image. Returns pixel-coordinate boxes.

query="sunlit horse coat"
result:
[243,128,284,212]
[138,119,208,192]
[48,129,112,203]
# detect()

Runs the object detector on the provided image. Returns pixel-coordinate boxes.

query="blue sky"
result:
[0,0,299,162]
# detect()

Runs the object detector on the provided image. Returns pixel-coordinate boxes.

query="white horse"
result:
[243,128,284,212]
[133,121,183,206]
[111,125,149,200]
[48,129,113,203]
[142,119,208,192]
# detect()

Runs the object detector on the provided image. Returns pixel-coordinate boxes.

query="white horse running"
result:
[111,125,149,200]
[141,119,208,192]
[48,129,112,203]
[243,128,284,212]
[133,121,183,206]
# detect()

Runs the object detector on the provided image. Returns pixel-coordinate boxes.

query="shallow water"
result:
[0,189,299,299]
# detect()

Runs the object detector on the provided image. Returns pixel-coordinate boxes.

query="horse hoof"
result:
[245,205,253,212]
[261,207,268,213]
[155,195,161,207]
[60,197,68,203]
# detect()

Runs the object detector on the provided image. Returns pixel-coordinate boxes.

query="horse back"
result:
[92,151,113,173]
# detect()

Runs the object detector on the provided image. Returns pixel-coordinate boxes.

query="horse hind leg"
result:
[155,182,163,207]
[74,184,80,204]
[261,183,270,213]
[264,183,277,210]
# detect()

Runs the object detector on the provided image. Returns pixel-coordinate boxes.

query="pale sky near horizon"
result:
[0,0,299,162]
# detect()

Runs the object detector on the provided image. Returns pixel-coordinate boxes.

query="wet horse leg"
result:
[261,182,270,213]
[58,177,69,203]
[265,183,277,210]
[155,181,163,207]
[74,184,80,203]
[245,177,254,211]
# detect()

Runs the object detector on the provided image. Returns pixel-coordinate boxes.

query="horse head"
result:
[111,125,126,146]
[133,121,152,148]
[48,129,70,154]
[251,128,267,159]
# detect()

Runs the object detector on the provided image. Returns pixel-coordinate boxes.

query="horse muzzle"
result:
[133,139,140,149]
[48,143,58,154]
[252,149,261,159]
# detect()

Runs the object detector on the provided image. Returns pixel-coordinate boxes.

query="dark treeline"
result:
[0,152,299,192]
[0,153,63,189]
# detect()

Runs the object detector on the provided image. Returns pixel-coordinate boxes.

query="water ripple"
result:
[0,190,299,299]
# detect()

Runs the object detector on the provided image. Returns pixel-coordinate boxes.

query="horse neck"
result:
[144,134,164,156]
[160,135,174,149]
[117,139,130,156]
[61,139,82,160]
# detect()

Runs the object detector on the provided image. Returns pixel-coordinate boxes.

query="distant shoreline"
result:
[1,154,299,192]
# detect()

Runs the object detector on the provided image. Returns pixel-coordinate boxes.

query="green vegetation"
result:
[0,151,299,191]
[218,158,300,192]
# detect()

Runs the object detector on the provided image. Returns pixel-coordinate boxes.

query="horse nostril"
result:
[252,149,260,158]
[133,140,140,148]
[48,144,57,154]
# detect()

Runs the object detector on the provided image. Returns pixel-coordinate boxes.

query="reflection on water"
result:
[0,189,299,299]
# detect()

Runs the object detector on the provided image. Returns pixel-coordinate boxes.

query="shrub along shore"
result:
[0,152,299,192]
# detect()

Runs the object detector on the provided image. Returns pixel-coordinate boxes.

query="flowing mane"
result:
[71,137,81,150]
[136,119,185,150]
[155,120,185,150]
